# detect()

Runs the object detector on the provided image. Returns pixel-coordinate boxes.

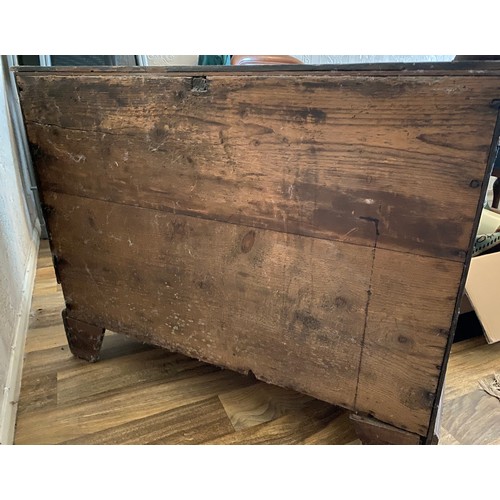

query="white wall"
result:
[292,55,454,64]
[145,55,199,66]
[145,55,455,66]
[0,59,39,441]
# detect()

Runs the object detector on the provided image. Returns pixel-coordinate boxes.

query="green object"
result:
[198,55,231,66]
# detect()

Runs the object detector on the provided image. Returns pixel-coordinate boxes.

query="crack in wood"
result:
[353,213,380,411]
[25,120,138,138]
[358,216,380,236]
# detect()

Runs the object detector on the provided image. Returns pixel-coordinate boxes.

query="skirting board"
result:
[0,227,40,445]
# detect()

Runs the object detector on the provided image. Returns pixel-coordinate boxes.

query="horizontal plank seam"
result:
[22,374,227,420]
[25,120,137,138]
[44,189,466,264]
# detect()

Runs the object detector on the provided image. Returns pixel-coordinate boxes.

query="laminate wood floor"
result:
[13,241,500,444]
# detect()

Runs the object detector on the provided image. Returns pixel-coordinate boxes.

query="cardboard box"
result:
[462,252,500,343]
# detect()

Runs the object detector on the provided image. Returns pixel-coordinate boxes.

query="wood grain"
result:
[441,389,500,445]
[15,369,255,444]
[15,373,57,416]
[22,334,153,382]
[29,291,67,329]
[443,338,500,399]
[43,190,372,412]
[218,383,315,431]
[56,348,219,405]
[18,72,500,261]
[24,324,69,354]
[62,397,235,445]
[355,250,463,435]
[205,399,352,445]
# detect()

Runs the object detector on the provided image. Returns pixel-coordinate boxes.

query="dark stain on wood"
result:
[293,310,322,332]
[241,230,256,253]
[334,296,348,308]
[291,107,327,124]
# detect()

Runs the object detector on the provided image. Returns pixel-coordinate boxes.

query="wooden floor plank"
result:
[436,427,461,445]
[62,397,234,445]
[24,324,67,353]
[443,340,500,400]
[441,388,500,444]
[205,400,354,445]
[15,370,256,445]
[21,334,153,381]
[56,349,222,405]
[218,383,315,431]
[15,373,57,417]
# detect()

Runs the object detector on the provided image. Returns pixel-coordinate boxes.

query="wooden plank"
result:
[61,397,234,445]
[18,73,500,260]
[56,349,220,405]
[205,399,351,445]
[21,334,153,381]
[16,373,57,417]
[443,338,500,400]
[438,428,461,445]
[29,290,65,329]
[24,323,67,354]
[218,383,315,431]
[43,190,372,412]
[14,369,255,444]
[354,249,464,436]
[441,389,500,445]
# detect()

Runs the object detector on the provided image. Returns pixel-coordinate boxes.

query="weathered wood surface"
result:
[42,190,466,436]
[43,191,371,411]
[15,66,500,442]
[18,72,499,260]
[355,250,463,435]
